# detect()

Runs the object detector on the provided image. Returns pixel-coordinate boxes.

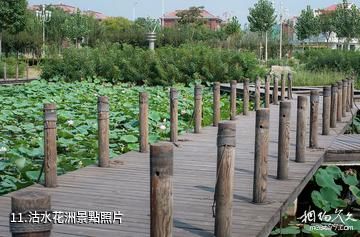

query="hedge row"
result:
[41,43,266,85]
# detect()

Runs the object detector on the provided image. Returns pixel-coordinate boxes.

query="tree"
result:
[295,6,319,42]
[101,17,132,43]
[334,0,360,50]
[248,0,276,62]
[0,0,27,57]
[176,6,205,26]
[318,11,336,44]
[63,9,90,48]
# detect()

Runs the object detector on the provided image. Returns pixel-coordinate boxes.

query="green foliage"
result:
[0,80,242,195]
[318,11,336,43]
[63,9,90,47]
[248,0,276,33]
[0,57,26,78]
[292,69,346,87]
[176,6,205,26]
[41,43,265,85]
[334,0,360,42]
[0,0,27,34]
[295,5,319,41]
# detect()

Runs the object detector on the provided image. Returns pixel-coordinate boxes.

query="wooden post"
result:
[337,82,342,122]
[194,85,202,133]
[342,79,347,117]
[15,63,19,80]
[350,79,354,109]
[287,73,293,100]
[150,143,173,237]
[230,80,237,120]
[296,96,307,163]
[10,191,52,237]
[322,86,331,136]
[170,88,178,142]
[265,75,270,108]
[26,65,29,80]
[330,84,338,128]
[346,79,351,112]
[3,62,6,80]
[255,76,261,110]
[139,92,149,153]
[213,82,221,127]
[281,73,286,101]
[215,122,236,237]
[243,79,249,115]
[277,101,291,180]
[98,96,110,167]
[273,75,279,105]
[310,90,319,149]
[44,103,57,188]
[253,108,269,204]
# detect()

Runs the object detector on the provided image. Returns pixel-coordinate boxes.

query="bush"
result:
[0,57,26,78]
[41,43,266,85]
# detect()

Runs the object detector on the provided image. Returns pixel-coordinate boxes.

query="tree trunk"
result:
[265,31,268,63]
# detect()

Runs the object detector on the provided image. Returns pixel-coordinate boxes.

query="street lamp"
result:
[36,5,51,58]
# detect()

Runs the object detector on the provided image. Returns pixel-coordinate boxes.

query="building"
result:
[161,9,222,30]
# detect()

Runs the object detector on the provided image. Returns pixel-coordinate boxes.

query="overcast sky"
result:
[28,0,360,24]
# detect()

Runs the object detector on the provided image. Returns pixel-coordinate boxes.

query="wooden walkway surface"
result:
[0,95,357,237]
[326,134,360,162]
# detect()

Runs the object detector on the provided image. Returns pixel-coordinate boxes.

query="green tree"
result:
[0,0,27,57]
[248,0,276,62]
[176,6,205,26]
[295,6,319,42]
[101,17,132,43]
[334,0,360,50]
[318,11,336,44]
[63,9,90,48]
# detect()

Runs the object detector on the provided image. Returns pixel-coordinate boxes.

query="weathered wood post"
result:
[265,75,270,108]
[170,88,178,142]
[213,82,221,127]
[44,103,57,188]
[3,62,7,80]
[253,108,270,203]
[277,102,291,180]
[273,75,279,105]
[281,73,286,101]
[150,143,173,237]
[194,84,202,133]
[230,80,237,120]
[255,76,261,110]
[215,122,236,237]
[287,73,293,100]
[296,96,307,163]
[350,79,354,109]
[330,84,338,128]
[243,79,249,115]
[15,63,19,80]
[98,96,110,167]
[347,79,351,112]
[342,79,347,117]
[139,92,149,153]
[10,191,52,237]
[337,82,343,122]
[322,86,331,136]
[310,91,319,149]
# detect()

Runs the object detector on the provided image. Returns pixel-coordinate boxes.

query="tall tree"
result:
[295,6,319,42]
[0,0,27,57]
[176,6,205,26]
[318,11,336,44]
[63,9,90,48]
[334,0,360,50]
[248,0,276,62]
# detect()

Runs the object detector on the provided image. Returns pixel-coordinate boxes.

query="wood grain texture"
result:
[277,102,291,180]
[273,75,279,105]
[310,91,319,149]
[44,103,57,188]
[230,80,237,120]
[287,73,293,100]
[170,88,178,142]
[213,82,221,127]
[330,84,338,128]
[265,75,270,108]
[322,86,331,136]
[243,79,249,115]
[342,80,347,117]
[255,77,261,110]
[98,96,110,167]
[296,96,307,163]
[281,74,286,101]
[139,92,149,153]
[337,82,343,122]
[194,85,202,133]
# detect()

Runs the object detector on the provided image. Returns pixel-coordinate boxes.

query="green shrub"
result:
[0,57,26,78]
[41,43,266,85]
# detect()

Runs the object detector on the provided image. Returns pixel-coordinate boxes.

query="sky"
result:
[28,0,360,24]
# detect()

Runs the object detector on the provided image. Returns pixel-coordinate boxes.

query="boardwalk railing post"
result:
[150,143,173,237]
[253,108,269,203]
[273,75,279,105]
[215,122,236,237]
[296,96,307,163]
[170,88,178,142]
[350,78,354,109]
[243,79,249,115]
[281,73,286,101]
[194,85,202,133]
[330,84,338,128]
[255,76,261,110]
[265,75,270,108]
[3,62,6,80]
[213,82,221,126]
[277,101,291,180]
[10,191,52,237]
[322,86,331,135]
[98,96,110,167]
[139,92,149,153]
[337,82,343,122]
[230,80,237,120]
[342,79,347,117]
[310,91,319,149]
[346,79,351,112]
[287,73,293,100]
[44,103,57,188]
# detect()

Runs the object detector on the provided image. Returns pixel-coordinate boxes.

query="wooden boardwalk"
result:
[0,94,357,237]
[326,134,360,162]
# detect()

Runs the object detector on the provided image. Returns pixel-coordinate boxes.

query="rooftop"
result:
[161,9,221,20]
